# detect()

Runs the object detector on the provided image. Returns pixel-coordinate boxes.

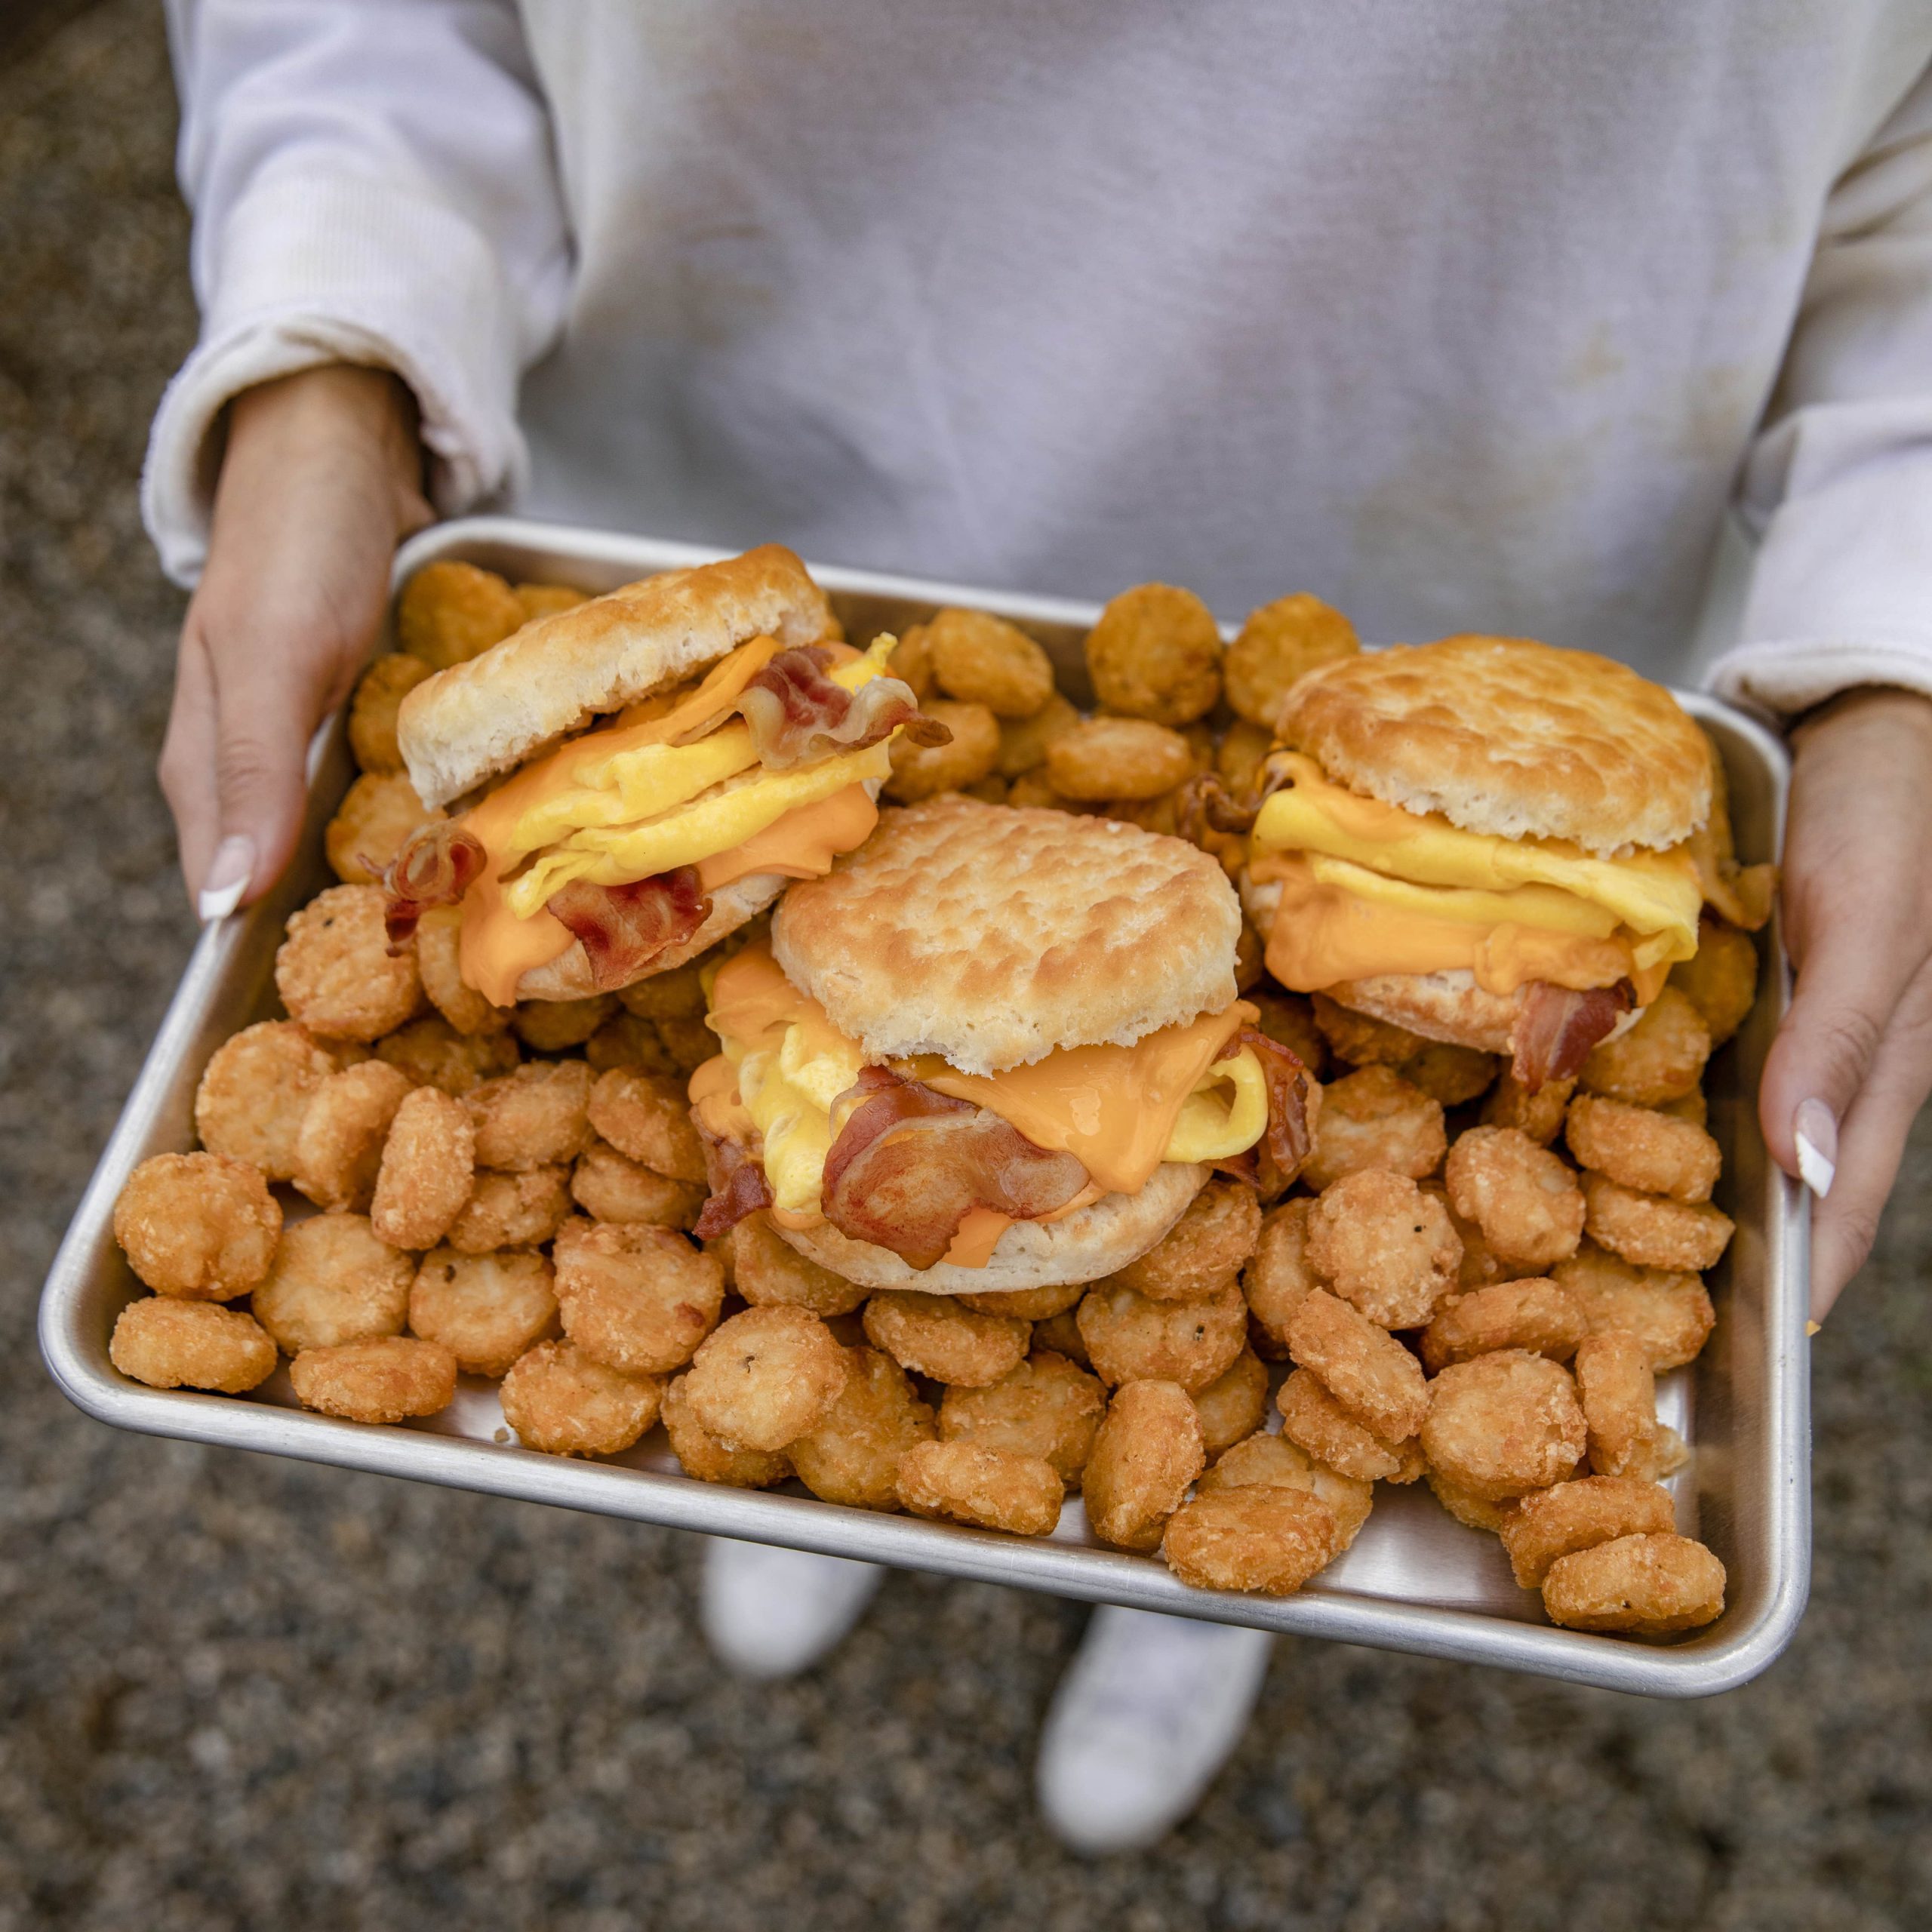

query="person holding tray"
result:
[141,2,1932,1854]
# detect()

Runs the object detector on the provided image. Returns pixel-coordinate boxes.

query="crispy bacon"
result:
[1512,980,1632,1091]
[380,823,488,950]
[692,1118,776,1241]
[1176,752,1302,842]
[546,866,712,993]
[728,645,951,769]
[1236,1024,1318,1198]
[820,1066,1090,1269]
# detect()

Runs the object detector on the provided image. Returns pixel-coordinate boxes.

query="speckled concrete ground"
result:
[2,8,1929,1929]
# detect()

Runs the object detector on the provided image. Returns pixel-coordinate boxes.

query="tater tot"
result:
[1420,1277,1586,1374]
[1582,1173,1734,1272]
[790,1346,936,1509]
[1077,1279,1247,1392]
[1242,1197,1320,1358]
[370,1084,475,1250]
[292,1060,414,1213]
[253,1211,413,1353]
[109,1297,278,1393]
[1080,1380,1206,1551]
[466,1060,593,1171]
[1286,1289,1429,1442]
[513,581,589,623]
[938,1351,1107,1483]
[962,774,1010,805]
[863,1290,1032,1387]
[1223,592,1357,728]
[347,652,433,774]
[396,559,525,669]
[499,1338,661,1457]
[1216,717,1274,796]
[895,1438,1065,1536]
[1480,1072,1576,1146]
[682,1305,851,1452]
[1312,993,1424,1068]
[1247,991,1325,1079]
[1432,1184,1514,1292]
[1656,1088,1709,1127]
[413,912,509,1038]
[113,1152,280,1300]
[1573,1331,1661,1479]
[1444,1125,1585,1269]
[586,1066,706,1181]
[571,1138,705,1229]
[654,1010,718,1078]
[446,1164,573,1254]
[728,1213,868,1317]
[512,993,617,1054]
[887,623,936,702]
[375,1014,518,1097]
[925,607,1056,717]
[1551,1244,1715,1371]
[884,698,1000,801]
[1195,1430,1374,1553]
[275,884,425,1042]
[1541,1532,1725,1634]
[325,772,438,886]
[1233,920,1264,994]
[1306,1168,1460,1330]
[289,1336,458,1423]
[1084,583,1222,727]
[585,1011,677,1077]
[1420,1350,1586,1502]
[1191,1346,1271,1458]
[616,957,707,1025]
[1424,1466,1521,1533]
[1565,1094,1720,1203]
[552,1220,724,1375]
[1399,1042,1501,1108]
[1114,1177,1261,1303]
[408,1247,558,1377]
[1579,987,1711,1105]
[1303,1066,1446,1190]
[1045,717,1195,803]
[1162,1487,1338,1595]
[1669,915,1758,1049]
[194,1020,337,1180]
[955,1279,1088,1321]
[1500,1475,1677,1588]
[660,1373,792,1487]
[1032,1307,1091,1367]
[997,690,1081,778]
[1004,768,1072,811]
[1275,1366,1413,1482]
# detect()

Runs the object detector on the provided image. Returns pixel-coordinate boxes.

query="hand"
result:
[1759,687,1932,1319]
[159,365,432,915]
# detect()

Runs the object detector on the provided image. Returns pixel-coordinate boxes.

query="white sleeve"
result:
[1710,68,1932,715]
[143,0,571,585]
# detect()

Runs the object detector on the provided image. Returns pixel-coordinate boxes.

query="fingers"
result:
[158,626,220,900]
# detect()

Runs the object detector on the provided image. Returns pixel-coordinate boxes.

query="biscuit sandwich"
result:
[383,546,946,1004]
[689,795,1318,1291]
[1232,635,1727,1086]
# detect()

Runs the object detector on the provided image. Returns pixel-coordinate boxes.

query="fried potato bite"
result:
[409,1247,558,1377]
[1424,1466,1520,1533]
[325,771,437,886]
[684,1304,851,1452]
[997,690,1081,779]
[109,1297,278,1393]
[790,1345,936,1509]
[585,1011,677,1076]
[1565,1094,1720,1204]
[500,1340,660,1457]
[1573,1331,1661,1479]
[1286,1289,1429,1442]
[446,1164,573,1254]
[1306,1169,1460,1330]
[1077,1279,1247,1392]
[1275,1366,1414,1482]
[586,1066,706,1181]
[1669,915,1758,1049]
[661,1372,792,1487]
[1004,768,1072,811]
[466,1059,593,1171]
[375,1014,519,1097]
[512,993,617,1053]
[938,1350,1107,1483]
[1196,1430,1374,1553]
[616,957,707,1024]
[571,1138,705,1229]
[1114,1177,1261,1303]
[1032,1307,1091,1368]
[1480,1072,1575,1146]
[1162,1486,1337,1594]
[276,884,425,1042]
[726,1213,868,1316]
[1242,1197,1320,1358]
[896,1438,1064,1536]
[887,623,936,701]
[1656,1088,1709,1127]
[1311,993,1424,1068]
[413,913,510,1038]
[347,652,433,774]
[396,559,525,669]
[1542,1532,1725,1634]
[290,1336,458,1423]
[371,1084,475,1249]
[1045,717,1195,803]
[113,1152,280,1300]
[1551,1244,1715,1371]
[1192,1346,1270,1459]
[863,1290,1032,1388]
[925,607,1055,717]
[1081,1379,1206,1551]
[1223,592,1357,728]
[1420,1277,1586,1374]
[955,1278,1088,1321]
[1420,1351,1587,1502]
[1500,1475,1676,1589]
[293,1060,414,1213]
[654,1010,718,1076]
[1401,1042,1502,1107]
[514,580,589,623]
[1303,1066,1446,1190]
[1582,1173,1734,1272]
[194,1020,336,1180]
[884,698,1000,801]
[253,1211,412,1352]
[1444,1125,1585,1269]
[552,1220,723,1375]
[1432,1184,1514,1293]
[1580,987,1711,1105]
[1084,583,1222,727]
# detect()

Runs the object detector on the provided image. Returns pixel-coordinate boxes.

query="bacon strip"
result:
[820,1067,1090,1269]
[1236,1025,1318,1198]
[546,866,712,992]
[1512,980,1632,1091]
[692,1118,777,1240]
[724,646,951,769]
[380,823,488,950]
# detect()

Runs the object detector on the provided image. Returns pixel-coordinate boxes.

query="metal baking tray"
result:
[41,515,1810,1697]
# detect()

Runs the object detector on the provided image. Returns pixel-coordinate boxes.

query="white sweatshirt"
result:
[147,2,1932,715]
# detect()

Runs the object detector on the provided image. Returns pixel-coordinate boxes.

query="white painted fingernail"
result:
[1794,1097,1836,1198]
[198,835,255,924]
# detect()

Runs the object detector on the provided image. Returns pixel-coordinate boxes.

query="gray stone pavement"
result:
[0,8,1927,1927]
